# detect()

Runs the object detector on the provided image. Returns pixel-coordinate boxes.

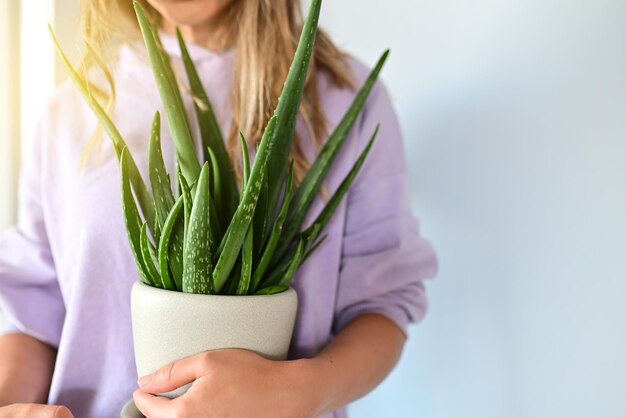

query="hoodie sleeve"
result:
[0,112,65,348]
[333,75,437,337]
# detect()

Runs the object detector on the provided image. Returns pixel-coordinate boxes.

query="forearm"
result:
[0,333,56,405]
[305,313,406,416]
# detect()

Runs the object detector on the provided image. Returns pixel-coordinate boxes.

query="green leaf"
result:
[239,133,251,186]
[302,126,378,245]
[206,147,224,228]
[212,117,276,292]
[236,134,253,295]
[140,223,164,289]
[163,169,193,291]
[177,28,239,220]
[272,127,376,279]
[49,26,157,238]
[205,148,224,241]
[134,2,200,184]
[250,163,294,293]
[120,148,151,286]
[206,147,220,193]
[213,0,322,292]
[222,257,242,295]
[158,194,184,292]
[237,225,253,295]
[278,51,389,260]
[268,124,377,280]
[277,238,305,288]
[302,233,328,264]
[181,166,220,256]
[252,172,269,262]
[148,111,175,242]
[254,285,289,296]
[183,163,214,294]
[179,171,193,244]
[272,225,326,277]
[168,220,184,290]
[258,249,294,290]
[257,0,323,238]
[269,130,377,285]
[173,161,181,198]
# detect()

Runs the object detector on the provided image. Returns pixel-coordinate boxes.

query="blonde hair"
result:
[79,0,354,185]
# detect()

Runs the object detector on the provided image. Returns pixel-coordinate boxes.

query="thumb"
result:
[137,352,208,393]
[0,404,74,418]
[51,406,74,418]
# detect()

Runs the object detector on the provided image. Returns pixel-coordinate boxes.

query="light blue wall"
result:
[319,1,626,417]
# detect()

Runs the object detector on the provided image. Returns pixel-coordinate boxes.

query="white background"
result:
[318,1,626,418]
[2,1,626,417]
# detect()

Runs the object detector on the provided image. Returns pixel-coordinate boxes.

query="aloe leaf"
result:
[258,0,323,232]
[179,171,193,243]
[49,27,157,236]
[239,133,251,185]
[173,161,181,198]
[221,257,240,295]
[207,198,222,256]
[269,127,377,277]
[252,171,269,262]
[302,233,328,263]
[212,117,276,292]
[206,147,221,194]
[120,148,151,286]
[268,221,318,284]
[139,223,163,288]
[49,27,123,155]
[277,238,305,287]
[168,221,184,290]
[235,136,253,295]
[212,0,321,292]
[277,51,389,259]
[159,170,187,291]
[301,126,378,245]
[260,236,304,290]
[206,147,224,226]
[158,195,184,292]
[237,225,253,295]
[269,130,377,277]
[177,28,239,219]
[205,148,224,240]
[278,130,377,271]
[254,285,288,296]
[250,163,294,293]
[260,261,290,290]
[148,111,175,242]
[183,163,213,294]
[181,166,220,255]
[134,2,200,184]
[268,230,325,286]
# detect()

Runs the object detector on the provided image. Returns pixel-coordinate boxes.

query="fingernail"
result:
[138,374,153,387]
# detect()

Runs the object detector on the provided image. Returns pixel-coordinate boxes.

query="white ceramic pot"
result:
[130,281,298,398]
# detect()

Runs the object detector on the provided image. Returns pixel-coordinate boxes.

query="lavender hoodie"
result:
[0,34,437,418]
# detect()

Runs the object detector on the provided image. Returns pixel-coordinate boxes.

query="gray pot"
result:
[130,281,298,398]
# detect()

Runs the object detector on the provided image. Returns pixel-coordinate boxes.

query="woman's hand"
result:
[134,314,406,418]
[0,404,74,418]
[133,349,321,418]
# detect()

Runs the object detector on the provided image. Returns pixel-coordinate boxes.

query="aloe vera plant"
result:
[50,0,388,295]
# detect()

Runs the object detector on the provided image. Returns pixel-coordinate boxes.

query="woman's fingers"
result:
[133,390,178,418]
[53,406,74,418]
[137,351,210,394]
[0,404,74,418]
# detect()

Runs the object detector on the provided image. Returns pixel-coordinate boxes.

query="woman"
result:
[0,0,437,417]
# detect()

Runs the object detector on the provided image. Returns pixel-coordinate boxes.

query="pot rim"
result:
[132,280,296,300]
